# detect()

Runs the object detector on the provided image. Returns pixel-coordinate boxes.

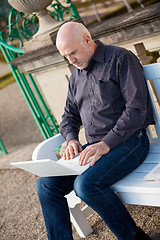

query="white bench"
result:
[32,62,160,238]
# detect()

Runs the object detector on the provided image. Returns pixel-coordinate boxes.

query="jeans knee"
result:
[74,175,97,201]
[74,176,86,200]
[36,177,52,199]
[36,178,44,197]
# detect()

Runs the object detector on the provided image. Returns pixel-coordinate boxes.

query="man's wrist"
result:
[68,139,79,145]
[66,132,79,144]
[101,140,111,151]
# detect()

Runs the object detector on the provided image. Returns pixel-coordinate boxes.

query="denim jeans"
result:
[36,130,150,240]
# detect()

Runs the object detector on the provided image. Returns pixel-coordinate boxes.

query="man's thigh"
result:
[78,131,149,187]
[37,175,76,196]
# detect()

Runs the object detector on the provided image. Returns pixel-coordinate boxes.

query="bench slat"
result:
[123,172,149,180]
[117,192,160,206]
[113,179,160,194]
[149,142,160,153]
[143,63,160,79]
[134,163,157,173]
[143,153,160,163]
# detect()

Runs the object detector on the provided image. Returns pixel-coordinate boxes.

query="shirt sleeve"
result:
[102,50,149,149]
[59,74,82,143]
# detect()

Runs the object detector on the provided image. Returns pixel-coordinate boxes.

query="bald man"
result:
[37,22,153,240]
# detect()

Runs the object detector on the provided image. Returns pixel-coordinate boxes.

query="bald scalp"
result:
[56,22,91,49]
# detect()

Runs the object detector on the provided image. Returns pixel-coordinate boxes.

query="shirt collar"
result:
[81,40,106,73]
[92,40,106,63]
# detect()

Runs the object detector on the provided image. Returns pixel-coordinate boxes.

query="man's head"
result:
[56,22,96,69]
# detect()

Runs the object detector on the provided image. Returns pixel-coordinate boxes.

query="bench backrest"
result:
[143,62,160,141]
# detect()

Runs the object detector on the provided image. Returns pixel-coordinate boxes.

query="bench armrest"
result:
[32,133,65,161]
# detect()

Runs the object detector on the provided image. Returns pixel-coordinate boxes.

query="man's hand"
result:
[63,139,83,160]
[79,141,110,166]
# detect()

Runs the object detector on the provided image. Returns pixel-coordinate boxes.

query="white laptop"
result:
[10,154,91,177]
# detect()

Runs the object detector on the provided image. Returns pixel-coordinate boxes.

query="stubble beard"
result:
[75,45,93,70]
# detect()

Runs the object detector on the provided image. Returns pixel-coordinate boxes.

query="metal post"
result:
[91,0,101,22]
[123,0,133,12]
[0,140,7,155]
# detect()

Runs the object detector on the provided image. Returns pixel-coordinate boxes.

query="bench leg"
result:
[69,205,93,238]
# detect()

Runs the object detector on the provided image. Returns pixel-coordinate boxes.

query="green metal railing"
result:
[0,140,7,155]
[0,40,59,139]
[50,0,81,21]
[0,1,81,152]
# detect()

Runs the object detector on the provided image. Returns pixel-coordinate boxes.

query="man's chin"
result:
[76,66,83,70]
[74,63,88,69]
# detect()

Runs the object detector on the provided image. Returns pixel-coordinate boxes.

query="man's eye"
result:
[63,55,68,59]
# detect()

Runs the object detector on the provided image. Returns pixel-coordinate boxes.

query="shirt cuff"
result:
[102,130,122,149]
[66,132,79,144]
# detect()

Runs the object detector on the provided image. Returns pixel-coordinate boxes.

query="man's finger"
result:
[73,143,79,156]
[68,146,75,159]
[91,152,101,166]
[79,150,93,166]
[78,144,83,153]
[91,154,99,166]
[66,148,71,160]
[63,151,67,160]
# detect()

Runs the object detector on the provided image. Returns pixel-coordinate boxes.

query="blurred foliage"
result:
[0,51,6,62]
[0,0,11,28]
[146,50,160,64]
[0,73,15,89]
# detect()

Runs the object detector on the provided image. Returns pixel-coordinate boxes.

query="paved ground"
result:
[0,62,10,77]
[0,80,43,168]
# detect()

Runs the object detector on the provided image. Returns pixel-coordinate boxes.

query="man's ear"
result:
[83,34,91,45]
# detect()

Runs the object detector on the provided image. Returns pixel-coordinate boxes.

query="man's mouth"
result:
[74,62,80,66]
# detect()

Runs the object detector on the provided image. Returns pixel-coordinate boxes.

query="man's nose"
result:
[68,56,76,64]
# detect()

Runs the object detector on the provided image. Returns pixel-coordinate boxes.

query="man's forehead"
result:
[58,39,78,54]
[60,45,77,56]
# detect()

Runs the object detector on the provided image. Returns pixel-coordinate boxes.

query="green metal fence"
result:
[0,140,7,155]
[0,39,60,137]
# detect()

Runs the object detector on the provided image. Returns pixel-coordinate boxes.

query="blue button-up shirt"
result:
[60,41,154,149]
